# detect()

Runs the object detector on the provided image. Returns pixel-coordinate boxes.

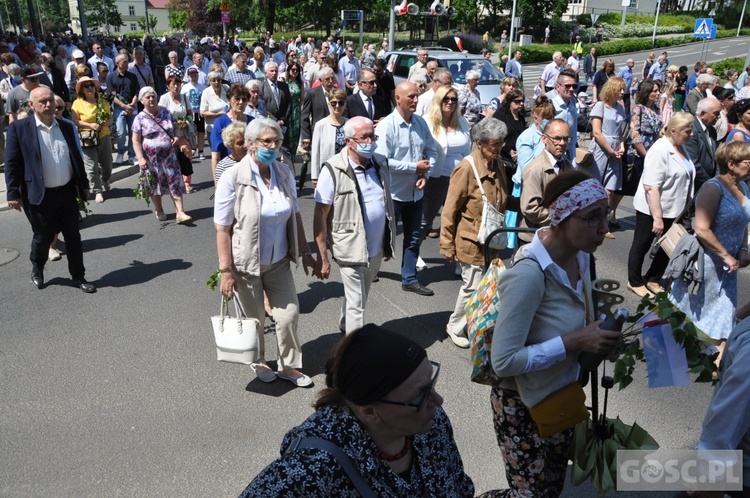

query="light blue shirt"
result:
[375,110,437,202]
[648,62,664,81]
[551,94,578,163]
[697,318,750,485]
[339,56,360,85]
[617,66,633,92]
[514,125,545,185]
[505,58,522,79]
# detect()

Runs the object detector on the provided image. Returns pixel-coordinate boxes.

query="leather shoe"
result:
[402,282,434,296]
[31,270,44,289]
[73,278,96,293]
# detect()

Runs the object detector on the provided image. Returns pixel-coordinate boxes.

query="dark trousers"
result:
[622,93,631,117]
[24,182,86,279]
[627,211,674,287]
[393,198,423,286]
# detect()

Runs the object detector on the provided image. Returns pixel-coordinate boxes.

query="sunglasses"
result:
[443,96,458,103]
[329,101,345,107]
[559,83,577,89]
[82,83,95,89]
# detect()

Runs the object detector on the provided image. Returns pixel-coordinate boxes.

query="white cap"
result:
[72,49,84,59]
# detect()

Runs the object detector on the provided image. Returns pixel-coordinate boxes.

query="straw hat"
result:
[76,76,100,95]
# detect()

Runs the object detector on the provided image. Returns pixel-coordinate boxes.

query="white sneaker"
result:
[115,153,123,164]
[416,256,427,271]
[48,247,62,261]
[198,152,205,160]
[446,326,470,349]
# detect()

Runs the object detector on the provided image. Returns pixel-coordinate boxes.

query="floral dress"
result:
[132,108,186,197]
[628,104,662,157]
[287,79,302,155]
[670,179,750,340]
[458,86,483,127]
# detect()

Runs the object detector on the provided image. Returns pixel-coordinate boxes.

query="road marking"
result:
[719,45,730,49]
[714,52,725,55]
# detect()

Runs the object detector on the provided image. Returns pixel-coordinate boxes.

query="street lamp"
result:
[651,0,661,47]
[739,0,747,37]
[507,0,517,59]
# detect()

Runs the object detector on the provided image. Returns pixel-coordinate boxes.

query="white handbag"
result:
[467,156,507,250]
[211,294,260,364]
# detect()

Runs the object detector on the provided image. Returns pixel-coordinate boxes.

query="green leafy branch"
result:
[207,269,220,291]
[613,292,718,390]
[133,170,157,207]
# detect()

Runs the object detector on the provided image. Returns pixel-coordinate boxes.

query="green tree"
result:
[81,0,123,31]
[167,0,190,30]
[137,13,158,31]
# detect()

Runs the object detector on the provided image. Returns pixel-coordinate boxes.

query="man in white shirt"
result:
[550,70,578,164]
[407,48,429,80]
[566,50,580,82]
[313,116,396,334]
[87,42,114,79]
[539,51,565,94]
[416,67,453,116]
[339,46,361,94]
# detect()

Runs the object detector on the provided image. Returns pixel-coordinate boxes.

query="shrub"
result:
[601,22,691,38]
[712,57,745,78]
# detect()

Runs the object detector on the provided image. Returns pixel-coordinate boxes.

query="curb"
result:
[0,163,141,213]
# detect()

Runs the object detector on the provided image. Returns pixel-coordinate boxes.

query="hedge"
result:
[514,29,750,64]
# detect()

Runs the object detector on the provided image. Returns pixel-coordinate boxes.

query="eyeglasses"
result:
[350,134,378,144]
[256,137,282,147]
[360,80,377,86]
[572,207,612,227]
[378,361,440,412]
[329,100,346,107]
[482,140,504,149]
[443,96,458,103]
[544,134,571,143]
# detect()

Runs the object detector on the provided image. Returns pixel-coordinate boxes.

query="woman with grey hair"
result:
[214,117,316,387]
[439,117,519,348]
[165,50,184,80]
[214,121,247,183]
[408,73,428,95]
[200,70,229,140]
[244,79,267,119]
[132,86,191,223]
[687,73,714,114]
[0,63,21,102]
[458,69,483,127]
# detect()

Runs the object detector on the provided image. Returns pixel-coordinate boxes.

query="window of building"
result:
[629,0,638,7]
[130,23,137,31]
[129,5,135,15]
[114,25,121,32]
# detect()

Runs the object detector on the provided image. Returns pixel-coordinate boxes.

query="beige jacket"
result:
[440,149,513,266]
[228,158,299,276]
[519,152,573,242]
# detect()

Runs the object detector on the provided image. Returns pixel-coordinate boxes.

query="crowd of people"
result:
[3,29,750,496]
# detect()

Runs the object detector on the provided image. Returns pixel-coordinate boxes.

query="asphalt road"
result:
[1,153,747,496]
[520,35,750,97]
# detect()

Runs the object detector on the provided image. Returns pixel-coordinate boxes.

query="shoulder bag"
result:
[143,110,193,176]
[78,129,100,148]
[211,293,259,364]
[655,165,695,258]
[467,155,507,250]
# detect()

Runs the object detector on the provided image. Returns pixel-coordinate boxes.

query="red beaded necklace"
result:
[378,436,412,462]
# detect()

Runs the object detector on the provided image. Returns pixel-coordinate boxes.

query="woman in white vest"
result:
[214,117,316,387]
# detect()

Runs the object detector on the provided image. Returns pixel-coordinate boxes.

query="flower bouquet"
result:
[133,170,157,207]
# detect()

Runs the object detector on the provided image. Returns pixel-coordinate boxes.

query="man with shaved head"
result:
[375,82,438,296]
[5,87,96,292]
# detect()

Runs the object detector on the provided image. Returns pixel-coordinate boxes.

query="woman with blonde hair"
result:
[587,77,628,236]
[422,85,471,239]
[627,112,696,298]
[659,79,676,127]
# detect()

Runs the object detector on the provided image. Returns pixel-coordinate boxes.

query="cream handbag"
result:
[211,294,260,364]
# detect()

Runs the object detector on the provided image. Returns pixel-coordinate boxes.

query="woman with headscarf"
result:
[240,324,475,497]
[214,117,316,387]
[483,170,620,498]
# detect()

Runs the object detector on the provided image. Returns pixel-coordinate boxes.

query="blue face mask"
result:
[12,75,21,83]
[255,146,278,164]
[355,141,376,159]
[540,118,549,131]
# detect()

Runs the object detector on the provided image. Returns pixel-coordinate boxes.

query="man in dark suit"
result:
[4,87,96,293]
[297,67,337,188]
[683,96,720,228]
[260,61,293,164]
[300,67,336,145]
[343,68,387,124]
[39,53,69,102]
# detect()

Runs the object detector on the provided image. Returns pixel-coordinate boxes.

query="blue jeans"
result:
[114,107,135,159]
[393,198,423,286]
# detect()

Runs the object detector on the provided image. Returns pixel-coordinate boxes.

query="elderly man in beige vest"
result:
[312,116,396,334]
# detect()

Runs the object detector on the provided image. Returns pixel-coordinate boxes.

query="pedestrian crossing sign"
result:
[694,18,712,38]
